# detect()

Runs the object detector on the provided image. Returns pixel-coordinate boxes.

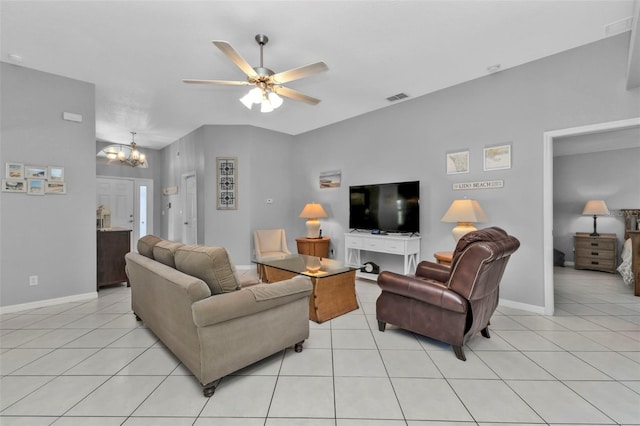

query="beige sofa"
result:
[125,235,313,397]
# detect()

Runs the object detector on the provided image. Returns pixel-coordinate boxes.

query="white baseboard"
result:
[0,292,98,314]
[498,298,546,315]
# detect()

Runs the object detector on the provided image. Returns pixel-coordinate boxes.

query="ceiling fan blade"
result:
[183,79,252,86]
[274,86,322,105]
[271,62,329,84]
[212,40,258,79]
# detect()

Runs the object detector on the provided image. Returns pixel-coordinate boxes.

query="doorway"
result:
[542,117,640,315]
[97,176,154,250]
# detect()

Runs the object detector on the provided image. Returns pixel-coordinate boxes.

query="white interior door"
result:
[97,178,134,230]
[182,172,197,244]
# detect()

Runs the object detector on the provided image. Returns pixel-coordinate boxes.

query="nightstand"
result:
[296,237,331,258]
[574,232,617,273]
[434,251,453,267]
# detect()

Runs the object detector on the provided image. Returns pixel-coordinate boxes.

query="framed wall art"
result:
[5,162,24,179]
[45,181,67,194]
[27,179,45,195]
[319,170,341,189]
[216,157,237,210]
[2,179,26,193]
[484,144,512,171]
[446,150,470,174]
[25,165,48,179]
[48,166,65,182]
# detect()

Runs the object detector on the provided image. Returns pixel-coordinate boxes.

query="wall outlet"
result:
[29,275,38,286]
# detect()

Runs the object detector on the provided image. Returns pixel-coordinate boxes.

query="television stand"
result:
[344,232,421,276]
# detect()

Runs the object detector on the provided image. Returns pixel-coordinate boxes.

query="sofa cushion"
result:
[175,245,240,295]
[137,235,163,259]
[153,240,184,268]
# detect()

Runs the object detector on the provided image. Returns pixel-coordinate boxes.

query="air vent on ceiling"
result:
[386,93,409,102]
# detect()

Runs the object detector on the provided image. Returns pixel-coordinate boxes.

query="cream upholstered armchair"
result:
[254,229,291,280]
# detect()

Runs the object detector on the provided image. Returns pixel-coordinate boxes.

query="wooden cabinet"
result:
[574,232,617,273]
[296,237,330,258]
[628,231,640,297]
[97,229,131,290]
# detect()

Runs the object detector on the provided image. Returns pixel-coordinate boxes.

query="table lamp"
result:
[441,199,488,242]
[582,200,609,236]
[299,203,328,238]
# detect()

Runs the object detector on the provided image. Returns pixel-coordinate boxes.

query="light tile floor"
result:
[1,267,639,425]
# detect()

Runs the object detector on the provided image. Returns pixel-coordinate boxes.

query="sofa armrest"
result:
[415,261,450,283]
[192,276,313,327]
[377,271,467,314]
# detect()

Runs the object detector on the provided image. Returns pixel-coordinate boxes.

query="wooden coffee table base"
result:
[263,267,359,323]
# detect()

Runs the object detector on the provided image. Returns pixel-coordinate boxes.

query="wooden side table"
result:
[296,237,330,258]
[434,251,453,267]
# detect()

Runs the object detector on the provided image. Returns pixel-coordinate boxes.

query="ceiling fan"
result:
[183,34,328,112]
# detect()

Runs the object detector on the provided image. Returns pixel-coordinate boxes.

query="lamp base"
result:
[305,219,321,238]
[452,223,477,242]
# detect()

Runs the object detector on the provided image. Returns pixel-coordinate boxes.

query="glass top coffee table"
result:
[254,254,359,323]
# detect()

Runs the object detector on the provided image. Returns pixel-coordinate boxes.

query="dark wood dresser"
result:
[97,229,131,290]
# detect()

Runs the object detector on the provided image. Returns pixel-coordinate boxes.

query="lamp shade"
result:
[441,199,488,242]
[299,203,328,238]
[582,200,609,216]
[299,203,328,219]
[582,200,609,236]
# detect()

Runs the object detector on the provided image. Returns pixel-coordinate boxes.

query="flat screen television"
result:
[349,181,420,234]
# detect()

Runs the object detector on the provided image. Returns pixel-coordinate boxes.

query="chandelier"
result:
[104,132,146,167]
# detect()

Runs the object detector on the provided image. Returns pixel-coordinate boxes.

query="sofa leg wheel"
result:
[134,313,142,322]
[203,382,217,397]
[481,327,490,338]
[453,345,466,361]
[377,320,386,332]
[294,341,304,353]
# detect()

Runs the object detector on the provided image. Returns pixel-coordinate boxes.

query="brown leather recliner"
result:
[376,227,520,361]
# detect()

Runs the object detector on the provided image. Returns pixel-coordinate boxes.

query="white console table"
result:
[344,232,421,275]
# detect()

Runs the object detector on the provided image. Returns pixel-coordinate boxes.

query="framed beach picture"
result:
[48,166,65,182]
[2,179,26,193]
[27,179,45,195]
[319,170,341,189]
[45,181,67,194]
[446,150,470,174]
[5,162,24,179]
[25,165,48,179]
[484,144,512,171]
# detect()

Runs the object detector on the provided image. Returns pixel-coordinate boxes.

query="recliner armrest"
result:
[377,271,467,314]
[192,276,312,327]
[415,261,450,283]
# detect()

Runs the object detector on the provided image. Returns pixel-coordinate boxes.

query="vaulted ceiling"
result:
[1,1,637,149]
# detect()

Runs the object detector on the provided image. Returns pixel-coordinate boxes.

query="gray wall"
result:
[1,63,96,306]
[290,33,640,308]
[159,125,295,263]
[554,146,640,263]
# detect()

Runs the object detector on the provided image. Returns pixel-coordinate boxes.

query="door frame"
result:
[542,117,640,315]
[97,175,155,250]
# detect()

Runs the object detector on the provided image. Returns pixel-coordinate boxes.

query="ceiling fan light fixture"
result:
[260,94,274,113]
[268,91,283,109]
